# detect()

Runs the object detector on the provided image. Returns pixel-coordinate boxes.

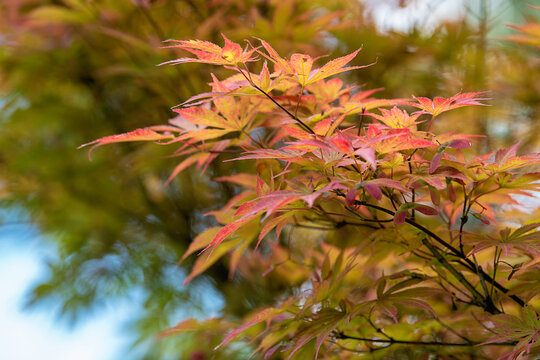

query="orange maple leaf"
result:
[161,33,258,66]
[78,127,176,158]
[405,91,490,117]
[370,106,422,129]
[256,38,370,86]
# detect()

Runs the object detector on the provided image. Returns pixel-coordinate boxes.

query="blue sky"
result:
[0,214,223,360]
[0,229,134,360]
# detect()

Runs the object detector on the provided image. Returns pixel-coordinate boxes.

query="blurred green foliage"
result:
[0,0,538,358]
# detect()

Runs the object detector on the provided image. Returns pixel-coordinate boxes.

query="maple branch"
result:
[309,207,381,230]
[434,267,475,303]
[335,332,516,347]
[458,193,469,255]
[343,197,526,308]
[407,149,419,220]
[234,66,315,134]
[362,315,393,340]
[353,200,461,254]
[381,188,399,211]
[252,83,315,134]
[422,238,493,312]
[491,248,502,298]
[357,107,366,136]
[330,341,386,354]
[240,128,265,148]
[471,253,499,311]
[459,192,500,313]
[337,220,380,230]
[295,223,339,231]
[432,315,474,345]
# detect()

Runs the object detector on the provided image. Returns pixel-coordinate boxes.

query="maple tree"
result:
[81,33,540,360]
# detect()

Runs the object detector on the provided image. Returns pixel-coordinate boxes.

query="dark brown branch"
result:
[362,315,393,340]
[459,193,500,313]
[344,197,526,308]
[357,107,366,136]
[423,238,495,312]
[235,66,315,134]
[335,332,516,347]
[458,194,468,255]
[252,83,315,134]
[407,149,419,220]
[432,316,474,345]
[295,223,338,231]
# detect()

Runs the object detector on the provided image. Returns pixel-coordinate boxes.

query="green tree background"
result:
[0,0,538,358]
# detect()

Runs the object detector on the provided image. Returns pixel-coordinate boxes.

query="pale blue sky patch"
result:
[0,224,134,360]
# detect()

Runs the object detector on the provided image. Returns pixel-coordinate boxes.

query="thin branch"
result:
[235,66,315,134]
[362,315,393,340]
[407,149,419,220]
[304,213,380,230]
[294,223,337,231]
[423,238,490,311]
[357,107,366,136]
[471,311,498,335]
[471,253,500,313]
[459,189,500,313]
[335,332,515,347]
[433,267,475,302]
[328,339,387,354]
[432,316,474,345]
[339,195,526,308]
[491,248,502,298]
[253,81,314,134]
[344,206,392,223]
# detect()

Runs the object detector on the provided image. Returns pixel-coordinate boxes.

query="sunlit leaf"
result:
[78,128,175,158]
[162,33,258,66]
[405,91,490,117]
[216,308,284,349]
[465,223,540,257]
[480,307,540,360]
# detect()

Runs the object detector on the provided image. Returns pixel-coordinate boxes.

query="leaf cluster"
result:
[87,34,540,360]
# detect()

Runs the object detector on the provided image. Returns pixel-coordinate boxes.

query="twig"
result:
[423,238,490,311]
[335,331,515,347]
[336,194,526,308]
[235,66,315,134]
[357,107,366,136]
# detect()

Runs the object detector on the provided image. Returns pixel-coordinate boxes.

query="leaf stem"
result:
[357,107,366,136]
[408,154,416,221]
[459,192,469,255]
[427,114,436,132]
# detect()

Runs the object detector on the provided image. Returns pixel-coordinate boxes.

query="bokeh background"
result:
[0,0,538,359]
